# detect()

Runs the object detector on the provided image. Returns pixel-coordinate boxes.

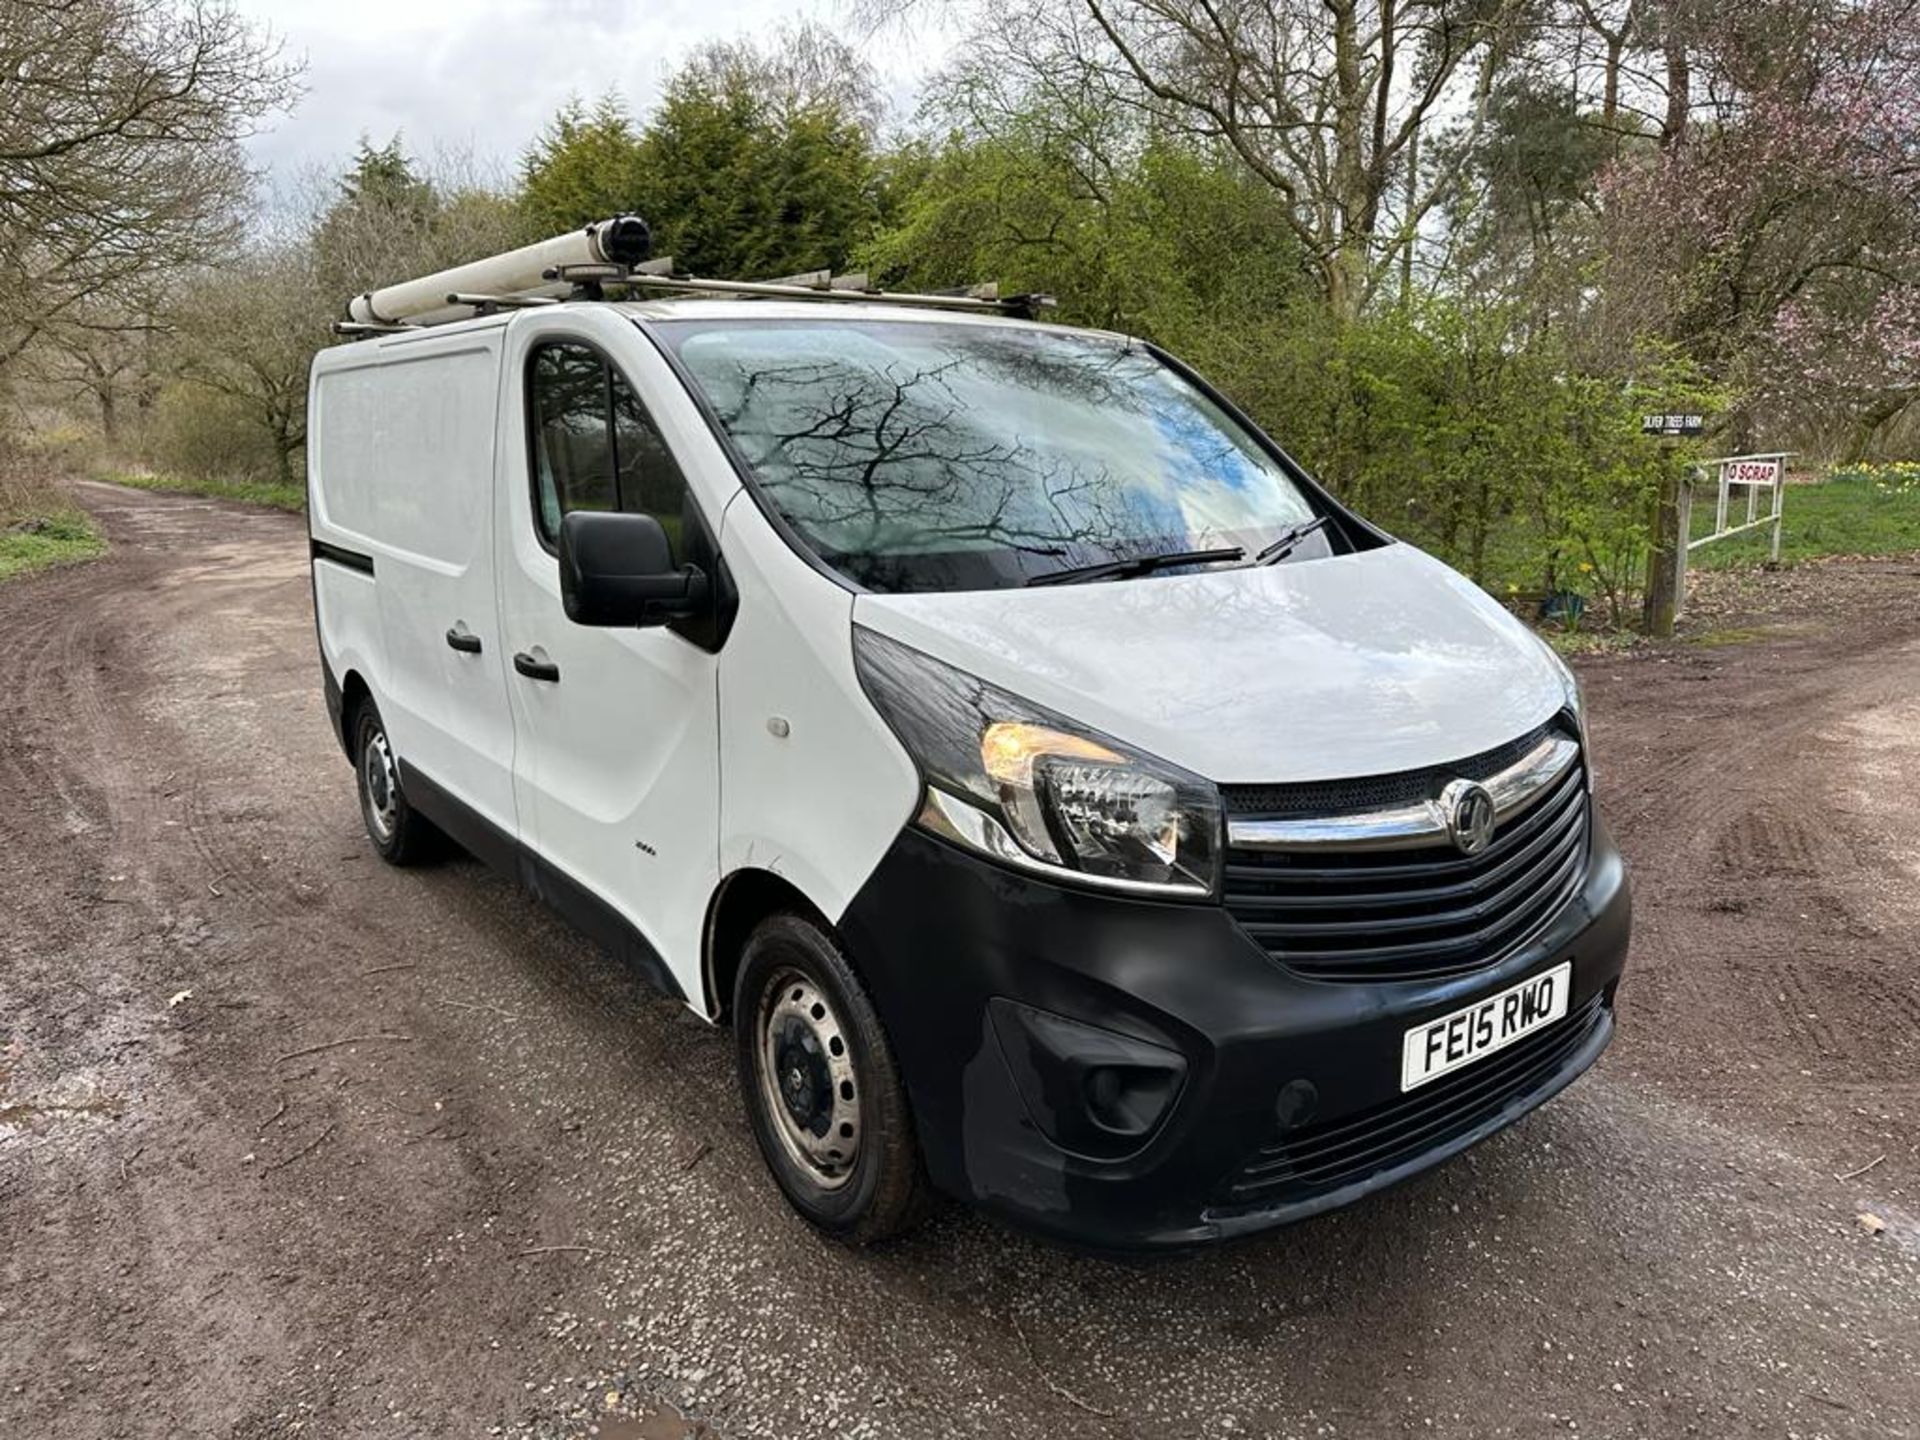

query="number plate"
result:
[1401,961,1572,1092]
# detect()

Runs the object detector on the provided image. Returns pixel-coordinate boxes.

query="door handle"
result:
[513,651,560,683]
[445,627,482,654]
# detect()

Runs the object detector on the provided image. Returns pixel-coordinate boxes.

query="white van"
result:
[308,236,1630,1249]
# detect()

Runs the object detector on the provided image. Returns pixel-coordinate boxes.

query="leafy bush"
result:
[1184,300,1715,626]
[144,381,293,485]
[867,128,1310,345]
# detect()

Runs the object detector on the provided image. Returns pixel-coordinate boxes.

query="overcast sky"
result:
[239,0,953,185]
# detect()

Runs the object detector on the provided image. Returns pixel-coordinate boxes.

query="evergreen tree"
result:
[629,65,879,279]
[313,136,440,299]
[520,94,649,235]
[337,135,435,216]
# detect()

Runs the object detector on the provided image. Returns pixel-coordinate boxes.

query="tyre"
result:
[734,913,929,1244]
[352,699,441,866]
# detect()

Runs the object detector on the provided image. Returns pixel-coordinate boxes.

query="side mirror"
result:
[558,511,709,628]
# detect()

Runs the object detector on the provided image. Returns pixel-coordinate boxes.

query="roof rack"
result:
[332,215,1053,337]
[609,271,1054,318]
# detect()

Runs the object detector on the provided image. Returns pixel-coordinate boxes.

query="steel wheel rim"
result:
[756,966,861,1190]
[362,727,398,842]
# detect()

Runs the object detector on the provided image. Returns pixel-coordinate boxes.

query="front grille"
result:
[1210,995,1607,1215]
[1221,737,1590,982]
[1221,721,1557,819]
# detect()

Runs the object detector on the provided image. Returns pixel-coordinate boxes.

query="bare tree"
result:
[678,20,888,134]
[1568,0,1639,130]
[146,145,524,485]
[37,298,165,440]
[0,0,299,377]
[867,0,1531,319]
[160,242,323,485]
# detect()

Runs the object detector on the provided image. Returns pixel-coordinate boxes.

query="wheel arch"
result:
[702,867,836,1023]
[337,668,372,750]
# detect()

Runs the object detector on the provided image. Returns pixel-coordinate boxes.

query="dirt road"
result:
[3,482,1917,1440]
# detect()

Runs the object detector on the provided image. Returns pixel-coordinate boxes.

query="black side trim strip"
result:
[399,763,518,876]
[396,761,689,1005]
[519,850,687,1003]
[311,539,375,575]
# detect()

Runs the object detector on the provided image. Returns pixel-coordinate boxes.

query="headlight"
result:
[1549,648,1583,720]
[1543,642,1592,783]
[853,626,1221,897]
[1548,648,1584,724]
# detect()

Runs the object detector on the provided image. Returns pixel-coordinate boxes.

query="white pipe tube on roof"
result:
[345,216,651,327]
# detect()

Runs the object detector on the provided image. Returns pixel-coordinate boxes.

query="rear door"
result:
[493,312,725,999]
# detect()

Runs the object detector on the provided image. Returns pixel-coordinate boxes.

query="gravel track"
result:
[2,482,1916,1440]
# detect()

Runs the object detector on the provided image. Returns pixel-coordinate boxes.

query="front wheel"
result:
[734,913,929,1244]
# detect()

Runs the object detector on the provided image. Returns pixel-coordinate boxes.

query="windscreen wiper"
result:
[1253,515,1331,565]
[1025,545,1246,587]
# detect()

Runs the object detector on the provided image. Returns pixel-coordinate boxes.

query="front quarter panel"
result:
[714,491,921,1008]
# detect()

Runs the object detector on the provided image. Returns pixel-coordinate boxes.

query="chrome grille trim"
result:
[1226,735,1580,853]
[1220,735,1593,983]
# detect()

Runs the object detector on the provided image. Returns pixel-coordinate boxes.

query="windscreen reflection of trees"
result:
[681,326,1312,590]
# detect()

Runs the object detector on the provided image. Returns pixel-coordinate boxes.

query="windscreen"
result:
[654,317,1325,592]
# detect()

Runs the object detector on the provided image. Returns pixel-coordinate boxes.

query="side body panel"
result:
[309,327,516,832]
[308,350,384,738]
[493,308,742,1003]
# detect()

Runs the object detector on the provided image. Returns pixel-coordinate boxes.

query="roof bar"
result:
[616,272,1055,317]
[331,320,418,337]
[445,292,560,311]
[763,269,836,289]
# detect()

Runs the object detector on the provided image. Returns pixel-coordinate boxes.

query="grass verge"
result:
[0,513,107,581]
[1688,470,1920,569]
[98,467,305,513]
[1,455,107,582]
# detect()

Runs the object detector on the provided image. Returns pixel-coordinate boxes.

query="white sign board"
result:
[1721,456,1781,487]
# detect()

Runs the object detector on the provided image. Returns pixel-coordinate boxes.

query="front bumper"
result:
[837,814,1632,1251]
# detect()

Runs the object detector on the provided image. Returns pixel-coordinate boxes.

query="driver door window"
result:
[528,341,691,558]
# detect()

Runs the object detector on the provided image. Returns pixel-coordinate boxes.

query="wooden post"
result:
[1674,472,1695,621]
[1642,468,1683,637]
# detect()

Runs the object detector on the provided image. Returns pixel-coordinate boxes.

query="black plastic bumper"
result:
[837,813,1632,1251]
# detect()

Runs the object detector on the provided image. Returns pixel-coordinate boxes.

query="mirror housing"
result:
[559,511,709,628]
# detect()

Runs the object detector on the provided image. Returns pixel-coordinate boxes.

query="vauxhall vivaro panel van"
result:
[308,223,1630,1248]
